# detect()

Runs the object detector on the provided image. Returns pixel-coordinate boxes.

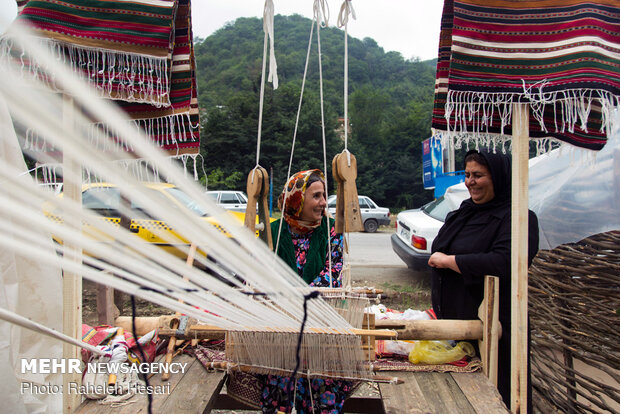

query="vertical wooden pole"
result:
[478,275,499,386]
[62,95,82,413]
[511,103,529,413]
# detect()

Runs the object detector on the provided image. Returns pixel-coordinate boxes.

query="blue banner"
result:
[422,135,443,189]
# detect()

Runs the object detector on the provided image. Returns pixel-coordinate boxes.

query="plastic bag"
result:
[408,340,475,365]
[376,340,417,358]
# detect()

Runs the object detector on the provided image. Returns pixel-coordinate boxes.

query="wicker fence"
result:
[529,231,620,413]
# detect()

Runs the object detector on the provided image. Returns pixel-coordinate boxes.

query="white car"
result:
[206,190,249,212]
[391,183,469,271]
[327,195,390,233]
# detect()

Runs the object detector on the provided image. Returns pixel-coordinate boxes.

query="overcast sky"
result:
[1,0,444,60]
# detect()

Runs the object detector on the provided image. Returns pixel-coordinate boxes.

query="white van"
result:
[206,190,249,212]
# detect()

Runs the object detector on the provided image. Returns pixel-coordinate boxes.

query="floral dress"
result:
[291,224,344,287]
[259,223,351,413]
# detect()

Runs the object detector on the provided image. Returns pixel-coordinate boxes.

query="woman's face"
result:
[465,160,495,204]
[300,180,326,222]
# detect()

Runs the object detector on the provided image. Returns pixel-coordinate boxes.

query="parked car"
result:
[327,195,390,233]
[45,182,244,261]
[391,183,469,271]
[206,190,249,212]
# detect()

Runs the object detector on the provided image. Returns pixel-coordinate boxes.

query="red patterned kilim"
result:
[11,0,199,155]
[432,0,620,150]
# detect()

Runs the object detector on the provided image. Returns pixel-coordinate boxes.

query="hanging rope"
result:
[337,0,355,154]
[274,0,323,261]
[255,0,279,169]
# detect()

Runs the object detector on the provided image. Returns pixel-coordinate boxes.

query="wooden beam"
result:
[511,103,530,414]
[478,275,500,386]
[374,319,488,341]
[62,94,82,413]
[96,282,118,326]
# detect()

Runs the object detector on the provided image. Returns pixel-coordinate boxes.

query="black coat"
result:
[430,150,539,410]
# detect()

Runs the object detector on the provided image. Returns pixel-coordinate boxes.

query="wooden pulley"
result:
[332,151,363,232]
[245,166,273,249]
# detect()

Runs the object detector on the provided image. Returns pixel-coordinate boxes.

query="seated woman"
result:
[260,169,352,413]
[428,150,539,411]
[271,169,343,287]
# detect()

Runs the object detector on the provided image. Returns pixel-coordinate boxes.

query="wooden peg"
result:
[245,167,263,231]
[245,166,273,248]
[336,151,363,232]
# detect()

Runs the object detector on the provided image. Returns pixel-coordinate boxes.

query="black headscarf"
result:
[432,149,512,253]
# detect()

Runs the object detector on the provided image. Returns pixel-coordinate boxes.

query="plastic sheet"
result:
[528,111,620,249]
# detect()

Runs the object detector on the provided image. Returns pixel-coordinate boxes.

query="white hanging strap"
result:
[337,0,356,28]
[263,0,279,89]
[315,0,330,28]
[312,0,333,287]
[274,10,318,260]
[255,0,279,167]
[337,0,355,151]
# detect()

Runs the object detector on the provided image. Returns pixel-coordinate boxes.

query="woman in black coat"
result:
[428,149,539,411]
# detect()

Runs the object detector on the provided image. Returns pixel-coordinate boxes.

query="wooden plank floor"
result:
[379,371,509,414]
[75,354,226,414]
[76,355,508,414]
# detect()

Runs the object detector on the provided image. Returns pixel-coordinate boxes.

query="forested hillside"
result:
[194,14,437,209]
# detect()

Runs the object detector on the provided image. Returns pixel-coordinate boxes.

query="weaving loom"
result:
[0,18,380,391]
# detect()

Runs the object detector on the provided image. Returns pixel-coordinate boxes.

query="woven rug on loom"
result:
[372,356,482,373]
[432,0,620,150]
[193,344,262,410]
[10,0,199,155]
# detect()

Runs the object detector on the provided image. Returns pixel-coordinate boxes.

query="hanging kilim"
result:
[432,0,620,151]
[6,0,199,156]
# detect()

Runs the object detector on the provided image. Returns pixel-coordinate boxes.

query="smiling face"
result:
[465,160,495,204]
[300,180,326,222]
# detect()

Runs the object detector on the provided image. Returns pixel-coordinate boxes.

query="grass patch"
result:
[377,281,431,311]
[379,281,428,294]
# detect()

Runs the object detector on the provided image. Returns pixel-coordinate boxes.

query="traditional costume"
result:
[259,169,350,413]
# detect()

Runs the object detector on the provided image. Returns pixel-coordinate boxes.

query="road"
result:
[345,228,430,287]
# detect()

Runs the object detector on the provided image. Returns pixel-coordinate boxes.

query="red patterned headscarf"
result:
[278,169,326,234]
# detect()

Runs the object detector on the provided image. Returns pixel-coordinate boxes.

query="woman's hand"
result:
[428,252,461,273]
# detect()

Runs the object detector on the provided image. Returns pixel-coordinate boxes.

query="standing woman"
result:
[428,150,539,411]
[259,169,351,413]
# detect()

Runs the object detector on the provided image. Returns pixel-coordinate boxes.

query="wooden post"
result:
[511,103,529,413]
[96,280,118,325]
[62,95,82,413]
[478,275,500,386]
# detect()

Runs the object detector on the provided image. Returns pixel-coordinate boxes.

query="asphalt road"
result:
[346,228,431,287]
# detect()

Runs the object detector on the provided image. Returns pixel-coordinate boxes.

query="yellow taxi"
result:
[45,182,248,261]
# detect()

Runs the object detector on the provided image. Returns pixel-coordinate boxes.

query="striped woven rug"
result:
[432,0,620,150]
[10,0,199,155]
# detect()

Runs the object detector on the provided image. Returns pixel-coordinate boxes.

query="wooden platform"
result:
[379,371,508,414]
[76,355,508,414]
[74,354,226,414]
